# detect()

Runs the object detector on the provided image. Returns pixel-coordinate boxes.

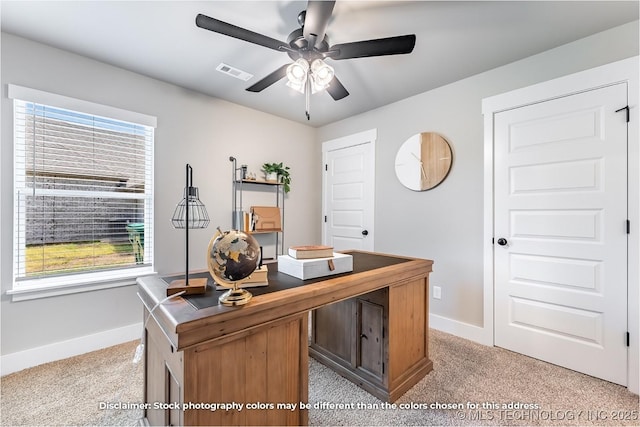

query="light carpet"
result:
[1,329,637,426]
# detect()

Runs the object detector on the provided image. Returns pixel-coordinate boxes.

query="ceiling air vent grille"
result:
[216,63,253,81]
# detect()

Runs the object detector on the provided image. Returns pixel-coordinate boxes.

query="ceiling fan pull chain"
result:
[305,75,311,120]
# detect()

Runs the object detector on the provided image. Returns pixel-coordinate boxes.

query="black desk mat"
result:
[162,252,410,310]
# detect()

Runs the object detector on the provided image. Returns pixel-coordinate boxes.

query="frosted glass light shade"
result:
[310,59,334,89]
[286,59,309,84]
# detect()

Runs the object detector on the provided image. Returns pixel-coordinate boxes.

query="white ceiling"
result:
[1,1,638,127]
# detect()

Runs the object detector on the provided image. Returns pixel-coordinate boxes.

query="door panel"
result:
[494,83,628,385]
[312,300,354,366]
[509,297,603,345]
[357,299,384,379]
[323,139,374,251]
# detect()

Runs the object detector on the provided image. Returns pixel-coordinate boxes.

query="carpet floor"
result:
[1,329,637,426]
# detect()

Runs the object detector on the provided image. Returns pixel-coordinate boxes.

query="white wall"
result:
[0,33,320,364]
[317,21,639,333]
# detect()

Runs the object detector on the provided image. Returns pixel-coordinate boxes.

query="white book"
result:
[277,253,353,280]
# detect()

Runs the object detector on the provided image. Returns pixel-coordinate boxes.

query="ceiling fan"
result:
[196,1,416,119]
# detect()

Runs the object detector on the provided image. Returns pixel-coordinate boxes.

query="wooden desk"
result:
[137,251,433,426]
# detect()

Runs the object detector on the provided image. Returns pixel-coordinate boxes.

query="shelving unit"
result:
[230,157,285,260]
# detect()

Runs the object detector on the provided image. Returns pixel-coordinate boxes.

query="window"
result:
[9,85,156,298]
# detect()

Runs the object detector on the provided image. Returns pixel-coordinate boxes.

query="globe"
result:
[207,228,260,306]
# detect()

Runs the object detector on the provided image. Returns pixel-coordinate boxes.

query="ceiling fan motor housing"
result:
[286,27,330,61]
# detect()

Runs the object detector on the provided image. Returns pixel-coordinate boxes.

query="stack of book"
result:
[278,245,353,280]
[215,265,269,290]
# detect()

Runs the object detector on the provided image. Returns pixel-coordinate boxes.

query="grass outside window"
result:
[25,241,136,277]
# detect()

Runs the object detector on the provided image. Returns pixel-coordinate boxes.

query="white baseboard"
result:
[430,313,493,346]
[1,322,143,376]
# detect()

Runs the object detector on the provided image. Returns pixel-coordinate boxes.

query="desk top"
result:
[138,250,432,351]
[167,252,410,310]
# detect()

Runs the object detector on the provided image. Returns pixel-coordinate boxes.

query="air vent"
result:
[216,63,253,81]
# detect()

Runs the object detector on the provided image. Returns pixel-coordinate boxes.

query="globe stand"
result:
[219,280,252,306]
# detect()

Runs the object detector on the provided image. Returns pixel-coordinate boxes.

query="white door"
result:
[322,130,375,251]
[494,83,628,385]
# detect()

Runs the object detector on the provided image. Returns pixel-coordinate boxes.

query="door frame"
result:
[321,128,377,250]
[482,56,639,393]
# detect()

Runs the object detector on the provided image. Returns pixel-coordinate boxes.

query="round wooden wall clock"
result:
[394,132,453,191]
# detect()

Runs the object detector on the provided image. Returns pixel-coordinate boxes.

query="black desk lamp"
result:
[168,164,210,295]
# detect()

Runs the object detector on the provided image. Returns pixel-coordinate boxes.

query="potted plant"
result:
[261,162,291,193]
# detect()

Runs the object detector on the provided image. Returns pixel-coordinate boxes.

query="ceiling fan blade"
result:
[246,64,289,92]
[303,0,335,49]
[326,76,349,101]
[196,13,288,52]
[327,34,416,60]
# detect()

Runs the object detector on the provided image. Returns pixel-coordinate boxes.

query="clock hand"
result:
[409,152,428,180]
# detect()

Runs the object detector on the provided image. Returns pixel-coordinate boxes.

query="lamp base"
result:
[167,277,208,296]
[219,286,253,306]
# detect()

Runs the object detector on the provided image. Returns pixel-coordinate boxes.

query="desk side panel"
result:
[388,276,432,396]
[182,313,308,426]
[144,308,184,426]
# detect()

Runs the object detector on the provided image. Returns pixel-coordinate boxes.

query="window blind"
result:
[13,97,154,282]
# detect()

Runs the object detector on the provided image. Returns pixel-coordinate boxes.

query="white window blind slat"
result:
[13,95,155,284]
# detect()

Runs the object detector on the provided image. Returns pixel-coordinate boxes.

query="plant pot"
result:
[265,172,278,182]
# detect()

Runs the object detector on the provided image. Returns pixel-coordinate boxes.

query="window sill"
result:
[7,267,157,302]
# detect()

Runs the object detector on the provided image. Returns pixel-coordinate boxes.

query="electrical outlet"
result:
[433,286,441,300]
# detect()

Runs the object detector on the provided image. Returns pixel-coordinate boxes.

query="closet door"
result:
[493,83,628,385]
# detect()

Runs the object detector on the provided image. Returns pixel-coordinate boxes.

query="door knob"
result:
[362,230,369,236]
[497,238,508,246]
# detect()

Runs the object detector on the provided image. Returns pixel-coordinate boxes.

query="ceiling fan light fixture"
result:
[286,79,306,94]
[286,58,309,84]
[310,59,334,88]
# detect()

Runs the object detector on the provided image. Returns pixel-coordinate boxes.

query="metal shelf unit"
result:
[230,157,285,258]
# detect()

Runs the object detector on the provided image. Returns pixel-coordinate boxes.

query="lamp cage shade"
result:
[171,186,210,229]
